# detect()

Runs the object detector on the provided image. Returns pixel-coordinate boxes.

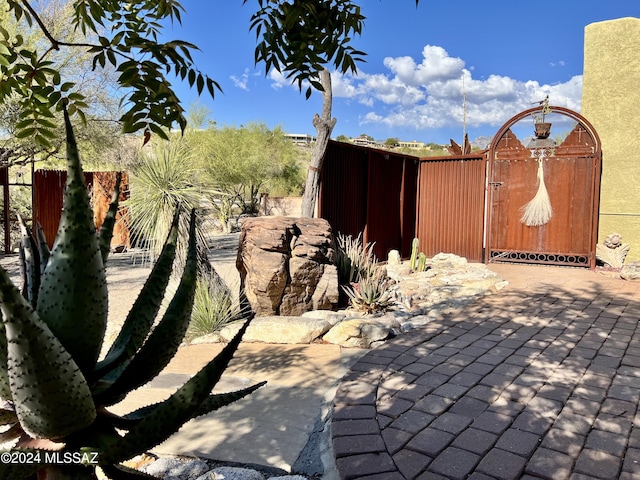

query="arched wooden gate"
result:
[486,106,602,268]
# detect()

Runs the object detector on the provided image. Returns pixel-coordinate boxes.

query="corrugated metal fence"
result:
[319,141,486,262]
[416,154,487,262]
[33,170,94,247]
[319,141,419,260]
[33,170,129,249]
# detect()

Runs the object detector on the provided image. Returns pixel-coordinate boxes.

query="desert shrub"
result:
[336,232,395,313]
[335,232,376,285]
[187,276,240,340]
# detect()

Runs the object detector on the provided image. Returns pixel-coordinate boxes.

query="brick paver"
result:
[332,265,640,479]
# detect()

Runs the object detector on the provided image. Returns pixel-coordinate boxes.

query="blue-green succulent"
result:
[0,108,263,480]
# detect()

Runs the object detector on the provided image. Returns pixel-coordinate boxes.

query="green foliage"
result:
[336,232,394,312]
[417,252,427,272]
[342,264,395,314]
[0,0,219,148]
[246,0,419,99]
[187,276,240,341]
[335,232,375,285]
[410,238,419,270]
[126,141,206,262]
[246,0,366,99]
[187,123,304,220]
[0,166,32,248]
[0,110,262,479]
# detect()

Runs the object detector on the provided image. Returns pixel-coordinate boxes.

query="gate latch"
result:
[489,182,504,189]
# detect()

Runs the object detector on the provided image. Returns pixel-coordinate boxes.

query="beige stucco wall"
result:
[582,17,640,260]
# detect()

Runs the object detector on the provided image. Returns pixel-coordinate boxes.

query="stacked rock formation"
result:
[236,217,339,316]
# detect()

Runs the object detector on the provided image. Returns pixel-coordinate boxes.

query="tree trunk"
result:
[301,68,337,218]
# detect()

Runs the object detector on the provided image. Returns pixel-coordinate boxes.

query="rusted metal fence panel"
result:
[364,150,419,259]
[33,170,129,249]
[319,141,419,259]
[93,171,131,249]
[415,154,487,262]
[319,141,369,244]
[33,170,93,248]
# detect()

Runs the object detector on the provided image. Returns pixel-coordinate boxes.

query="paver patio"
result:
[332,264,640,479]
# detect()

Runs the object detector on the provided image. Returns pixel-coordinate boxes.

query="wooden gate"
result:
[487,106,602,268]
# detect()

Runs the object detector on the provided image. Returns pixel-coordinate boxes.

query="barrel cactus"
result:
[0,108,263,480]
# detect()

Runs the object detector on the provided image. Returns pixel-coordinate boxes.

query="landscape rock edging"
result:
[195,253,507,349]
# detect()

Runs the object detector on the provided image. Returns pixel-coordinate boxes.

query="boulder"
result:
[322,319,392,348]
[621,262,640,281]
[237,217,339,316]
[219,317,331,344]
[301,309,348,325]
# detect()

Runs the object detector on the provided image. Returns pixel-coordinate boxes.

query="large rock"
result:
[322,319,393,348]
[621,261,640,281]
[219,317,331,344]
[237,217,339,316]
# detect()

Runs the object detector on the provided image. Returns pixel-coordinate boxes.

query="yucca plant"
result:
[126,141,207,265]
[0,107,263,480]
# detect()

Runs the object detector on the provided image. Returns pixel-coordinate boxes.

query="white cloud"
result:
[331,44,582,132]
[383,45,465,86]
[230,68,251,91]
[268,69,312,92]
[268,69,289,89]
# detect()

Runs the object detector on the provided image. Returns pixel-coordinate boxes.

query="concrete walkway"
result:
[332,264,640,479]
[112,341,364,475]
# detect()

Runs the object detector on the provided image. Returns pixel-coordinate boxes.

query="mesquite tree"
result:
[0,0,220,147]
[246,0,420,217]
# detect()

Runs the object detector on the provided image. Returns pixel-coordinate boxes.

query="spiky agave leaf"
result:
[36,106,108,374]
[98,171,123,265]
[17,215,40,306]
[100,463,158,480]
[94,209,198,406]
[112,381,266,429]
[92,209,180,381]
[99,319,254,465]
[0,450,41,479]
[34,223,50,276]
[0,267,96,439]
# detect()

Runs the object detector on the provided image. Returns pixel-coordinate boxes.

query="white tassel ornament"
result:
[520,158,553,226]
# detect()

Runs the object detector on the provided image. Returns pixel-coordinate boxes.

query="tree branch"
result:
[20,0,60,50]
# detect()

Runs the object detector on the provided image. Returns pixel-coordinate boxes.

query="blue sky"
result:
[164,1,640,145]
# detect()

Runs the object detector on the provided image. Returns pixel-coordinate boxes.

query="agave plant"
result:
[343,266,395,314]
[0,107,263,480]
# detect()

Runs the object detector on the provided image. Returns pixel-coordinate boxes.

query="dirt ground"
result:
[0,232,242,354]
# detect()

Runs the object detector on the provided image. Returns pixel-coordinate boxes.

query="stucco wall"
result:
[582,17,640,260]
